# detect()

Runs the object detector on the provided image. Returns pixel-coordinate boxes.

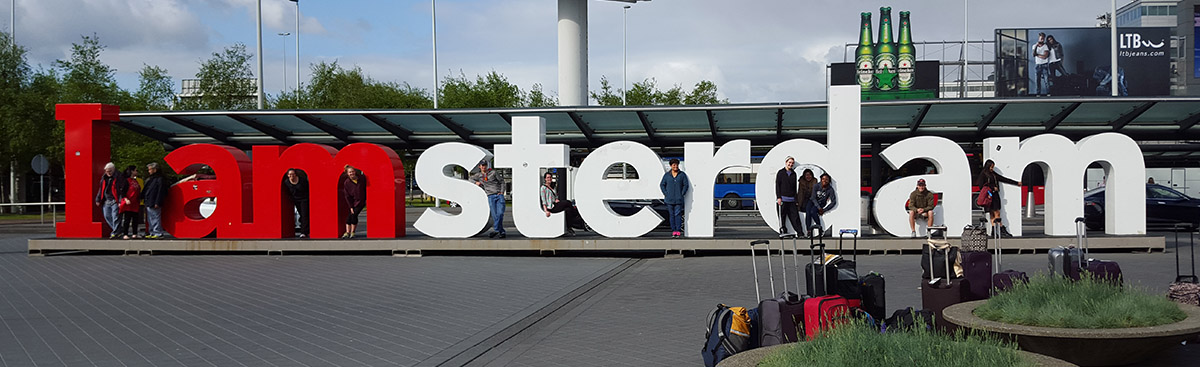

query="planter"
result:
[943,300,1200,367]
[716,342,1076,367]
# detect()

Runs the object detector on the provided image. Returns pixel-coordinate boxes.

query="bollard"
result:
[1026,191,1034,218]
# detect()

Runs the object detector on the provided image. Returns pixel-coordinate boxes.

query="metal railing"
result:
[0,202,65,226]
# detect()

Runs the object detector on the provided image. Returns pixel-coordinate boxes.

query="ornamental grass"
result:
[974,274,1186,329]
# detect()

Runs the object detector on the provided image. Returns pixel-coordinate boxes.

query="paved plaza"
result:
[2,227,1199,366]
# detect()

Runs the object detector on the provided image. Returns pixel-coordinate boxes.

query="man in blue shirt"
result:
[659,159,690,238]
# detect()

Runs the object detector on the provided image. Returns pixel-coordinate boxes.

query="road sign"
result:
[31,154,49,175]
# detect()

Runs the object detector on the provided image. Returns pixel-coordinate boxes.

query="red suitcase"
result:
[802,240,850,340]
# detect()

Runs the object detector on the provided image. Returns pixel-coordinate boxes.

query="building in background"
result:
[1117,0,1190,95]
[1178,0,1200,95]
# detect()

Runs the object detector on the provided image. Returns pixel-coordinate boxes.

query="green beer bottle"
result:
[897,11,916,91]
[855,12,875,91]
[874,7,897,91]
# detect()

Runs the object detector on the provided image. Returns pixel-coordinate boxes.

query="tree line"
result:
[0,33,726,205]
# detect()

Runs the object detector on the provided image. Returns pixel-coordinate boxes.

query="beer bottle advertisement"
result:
[896,11,915,91]
[855,12,875,91]
[874,7,897,91]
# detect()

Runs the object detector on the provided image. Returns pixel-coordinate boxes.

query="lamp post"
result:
[256,0,264,109]
[433,0,439,108]
[278,32,290,91]
[289,0,299,89]
[623,5,629,105]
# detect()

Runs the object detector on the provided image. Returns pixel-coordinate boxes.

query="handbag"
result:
[976,186,992,207]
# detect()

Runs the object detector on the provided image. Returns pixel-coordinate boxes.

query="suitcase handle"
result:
[839,229,858,263]
[1175,223,1197,284]
[749,240,776,302]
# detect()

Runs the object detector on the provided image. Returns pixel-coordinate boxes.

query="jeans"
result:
[805,202,825,236]
[102,201,119,236]
[667,204,684,233]
[488,194,506,234]
[146,207,165,236]
[1034,63,1049,95]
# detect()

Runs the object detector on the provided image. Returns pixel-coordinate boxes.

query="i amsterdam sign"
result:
[55,87,1147,239]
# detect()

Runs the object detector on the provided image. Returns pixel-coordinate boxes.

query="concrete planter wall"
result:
[943,300,1200,367]
[716,341,1075,367]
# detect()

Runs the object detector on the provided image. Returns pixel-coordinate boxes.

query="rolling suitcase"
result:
[858,272,886,322]
[960,223,993,301]
[992,269,1029,292]
[921,226,968,334]
[805,229,836,297]
[833,229,861,300]
[1169,224,1200,306]
[920,226,962,280]
[1048,221,1084,280]
[802,240,851,340]
[750,240,806,347]
[1076,217,1123,286]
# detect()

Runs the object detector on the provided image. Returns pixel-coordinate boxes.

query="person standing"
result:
[805,173,838,237]
[95,162,122,238]
[907,178,937,237]
[1047,35,1066,81]
[284,169,310,238]
[775,157,805,238]
[472,160,507,238]
[541,172,585,236]
[117,166,142,240]
[341,165,366,239]
[142,163,168,239]
[1032,32,1051,96]
[976,159,1021,237]
[659,158,690,238]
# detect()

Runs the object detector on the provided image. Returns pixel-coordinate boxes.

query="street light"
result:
[623,5,629,105]
[278,32,290,91]
[433,0,439,109]
[256,0,264,109]
[289,0,299,90]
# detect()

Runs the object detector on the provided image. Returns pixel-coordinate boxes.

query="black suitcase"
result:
[806,228,859,298]
[921,229,969,334]
[858,272,886,321]
[920,226,960,280]
[960,223,993,301]
[750,240,806,346]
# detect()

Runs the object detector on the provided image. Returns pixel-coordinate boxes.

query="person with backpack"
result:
[805,173,837,236]
[659,158,690,238]
[141,162,168,239]
[976,159,1021,237]
[775,157,805,237]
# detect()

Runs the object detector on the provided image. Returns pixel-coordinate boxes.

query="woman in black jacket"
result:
[976,159,1021,237]
[775,157,804,237]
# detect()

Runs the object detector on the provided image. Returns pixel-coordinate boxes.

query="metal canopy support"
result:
[977,103,1006,132]
[775,108,784,142]
[705,110,717,142]
[1111,102,1156,131]
[114,120,179,149]
[1178,111,1200,134]
[636,111,657,142]
[295,114,354,144]
[430,114,474,142]
[160,116,247,150]
[498,113,513,126]
[909,104,931,132]
[362,114,413,144]
[228,115,292,143]
[566,112,596,145]
[1044,102,1081,131]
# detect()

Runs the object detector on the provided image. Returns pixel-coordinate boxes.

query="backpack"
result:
[702,304,752,367]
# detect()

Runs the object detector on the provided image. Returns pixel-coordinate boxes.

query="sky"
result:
[9,0,1119,104]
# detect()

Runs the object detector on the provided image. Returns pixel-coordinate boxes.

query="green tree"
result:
[130,65,176,111]
[439,71,523,108]
[53,34,131,106]
[591,76,728,106]
[589,76,623,106]
[275,61,432,109]
[184,43,256,110]
[525,83,558,108]
[684,80,727,105]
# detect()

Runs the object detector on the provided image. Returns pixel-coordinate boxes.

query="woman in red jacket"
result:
[117,165,142,239]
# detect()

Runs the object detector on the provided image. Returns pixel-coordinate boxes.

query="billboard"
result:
[995,27,1170,97]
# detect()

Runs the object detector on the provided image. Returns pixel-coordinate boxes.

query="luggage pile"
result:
[1048,217,1122,285]
[702,229,908,366]
[920,220,1030,333]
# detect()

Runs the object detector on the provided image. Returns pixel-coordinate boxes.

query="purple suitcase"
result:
[992,269,1028,292]
[961,251,992,301]
[1075,217,1123,286]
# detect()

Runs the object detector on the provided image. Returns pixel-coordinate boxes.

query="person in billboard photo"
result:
[1032,32,1051,96]
[1047,35,1066,82]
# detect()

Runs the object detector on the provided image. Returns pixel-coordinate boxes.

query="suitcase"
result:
[805,230,836,297]
[1169,224,1200,306]
[921,229,969,334]
[750,240,806,347]
[833,229,861,300]
[1048,221,1084,280]
[883,307,936,333]
[992,270,1029,292]
[920,226,962,280]
[960,222,992,301]
[1075,218,1122,286]
[801,237,851,340]
[858,272,886,321]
